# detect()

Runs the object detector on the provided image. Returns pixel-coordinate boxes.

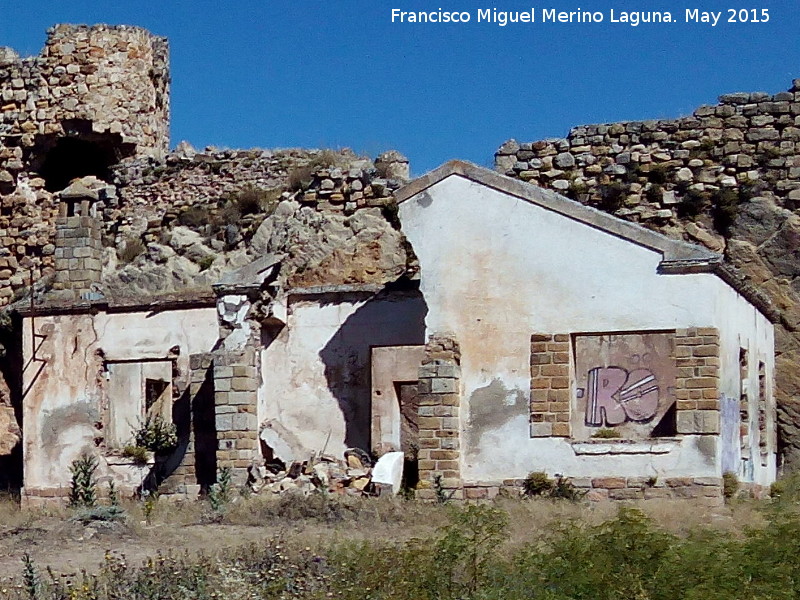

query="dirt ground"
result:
[0,494,764,582]
[0,519,272,578]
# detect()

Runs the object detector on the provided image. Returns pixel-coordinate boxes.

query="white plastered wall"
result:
[258,293,425,461]
[21,307,218,493]
[399,175,775,485]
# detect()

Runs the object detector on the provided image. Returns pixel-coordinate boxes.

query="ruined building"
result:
[0,24,789,504]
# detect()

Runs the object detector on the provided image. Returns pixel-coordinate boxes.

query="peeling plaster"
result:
[466,378,526,457]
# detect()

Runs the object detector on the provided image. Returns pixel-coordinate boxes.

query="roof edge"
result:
[396,160,719,264]
[396,160,778,323]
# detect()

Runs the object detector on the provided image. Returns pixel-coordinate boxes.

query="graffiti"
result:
[583,366,660,427]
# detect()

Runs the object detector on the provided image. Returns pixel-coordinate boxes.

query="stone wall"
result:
[415,334,462,501]
[497,79,800,469]
[109,147,409,280]
[463,476,724,504]
[0,25,411,312]
[529,333,571,438]
[0,24,167,304]
[0,24,169,175]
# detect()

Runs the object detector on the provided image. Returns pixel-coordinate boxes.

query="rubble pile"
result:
[247,449,403,497]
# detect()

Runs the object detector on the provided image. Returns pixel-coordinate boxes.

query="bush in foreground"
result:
[7,503,800,600]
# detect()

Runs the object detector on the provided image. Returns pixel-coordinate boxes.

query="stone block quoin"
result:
[530,333,571,437]
[415,334,462,500]
[674,327,721,434]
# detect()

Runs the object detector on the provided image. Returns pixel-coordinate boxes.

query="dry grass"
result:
[0,492,784,580]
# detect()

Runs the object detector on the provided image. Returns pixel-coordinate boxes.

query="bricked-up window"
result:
[739,348,750,461]
[572,332,677,440]
[758,361,768,466]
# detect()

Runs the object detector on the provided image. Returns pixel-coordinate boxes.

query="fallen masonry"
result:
[0,23,786,505]
[247,449,405,497]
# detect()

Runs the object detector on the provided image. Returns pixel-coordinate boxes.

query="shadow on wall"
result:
[192,365,218,490]
[141,386,192,494]
[130,364,218,495]
[320,285,427,451]
[0,312,23,491]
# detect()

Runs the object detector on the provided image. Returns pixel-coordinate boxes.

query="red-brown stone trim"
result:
[462,476,723,505]
[530,333,571,437]
[674,327,720,434]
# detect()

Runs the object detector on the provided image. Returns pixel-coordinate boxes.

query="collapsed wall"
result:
[0,24,169,303]
[495,79,800,469]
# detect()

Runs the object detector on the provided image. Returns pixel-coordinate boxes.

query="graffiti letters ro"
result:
[584,366,660,427]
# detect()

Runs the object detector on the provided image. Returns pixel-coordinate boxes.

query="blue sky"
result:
[1,1,796,175]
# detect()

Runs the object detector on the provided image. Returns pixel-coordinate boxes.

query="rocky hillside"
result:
[496,79,800,469]
[0,146,413,305]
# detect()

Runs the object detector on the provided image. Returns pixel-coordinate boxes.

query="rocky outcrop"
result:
[252,202,407,290]
[0,373,19,455]
[496,79,800,469]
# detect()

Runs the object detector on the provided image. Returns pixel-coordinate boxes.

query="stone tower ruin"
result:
[0,24,169,304]
[0,24,169,194]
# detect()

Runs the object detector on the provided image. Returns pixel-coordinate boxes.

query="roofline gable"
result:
[396,160,719,265]
[396,160,778,322]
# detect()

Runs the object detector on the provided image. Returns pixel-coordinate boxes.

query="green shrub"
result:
[122,445,150,466]
[591,428,622,439]
[68,454,98,508]
[566,179,589,201]
[678,188,709,218]
[71,505,127,524]
[549,474,587,501]
[118,236,145,264]
[522,471,553,497]
[108,480,120,507]
[226,185,280,217]
[434,474,457,504]
[523,471,585,501]
[597,182,626,212]
[21,553,38,600]
[197,255,215,271]
[645,183,664,203]
[287,150,339,191]
[16,507,800,600]
[141,489,159,525]
[133,415,178,454]
[207,466,234,517]
[723,471,739,500]
[711,188,744,236]
[177,205,211,227]
[647,163,670,185]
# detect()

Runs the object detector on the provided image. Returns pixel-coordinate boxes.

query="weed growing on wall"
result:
[523,472,585,501]
[590,428,622,439]
[122,444,150,466]
[133,415,177,453]
[723,472,740,500]
[434,474,456,504]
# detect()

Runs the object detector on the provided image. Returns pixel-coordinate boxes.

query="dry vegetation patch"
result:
[0,491,794,599]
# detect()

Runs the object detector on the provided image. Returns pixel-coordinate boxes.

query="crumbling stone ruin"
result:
[495,80,800,469]
[0,24,415,497]
[0,22,791,503]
